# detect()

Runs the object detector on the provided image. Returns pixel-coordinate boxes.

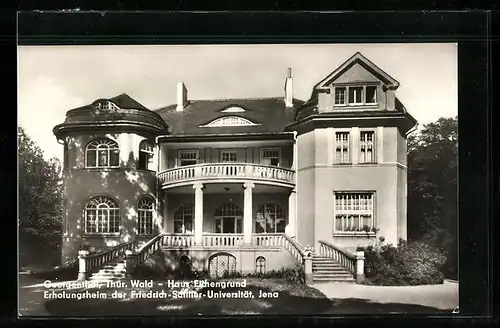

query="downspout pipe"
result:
[292,130,298,240]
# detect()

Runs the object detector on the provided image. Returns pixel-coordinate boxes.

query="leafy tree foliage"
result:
[18,127,63,268]
[407,117,458,279]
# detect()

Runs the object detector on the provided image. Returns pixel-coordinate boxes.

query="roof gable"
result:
[315,52,399,90]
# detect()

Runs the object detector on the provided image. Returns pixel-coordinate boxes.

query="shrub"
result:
[362,239,447,286]
[215,264,305,284]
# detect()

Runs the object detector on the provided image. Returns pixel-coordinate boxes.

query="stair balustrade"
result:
[77,241,136,280]
[318,240,365,283]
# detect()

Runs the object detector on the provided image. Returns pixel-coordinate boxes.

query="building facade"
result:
[53,53,417,277]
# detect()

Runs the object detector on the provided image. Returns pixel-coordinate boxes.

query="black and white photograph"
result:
[18,43,458,316]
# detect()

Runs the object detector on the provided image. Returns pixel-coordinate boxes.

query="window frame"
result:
[334,86,347,106]
[137,196,155,236]
[138,140,155,171]
[83,195,121,236]
[348,86,364,105]
[260,148,281,167]
[365,86,378,105]
[334,130,351,164]
[173,204,195,234]
[332,84,379,108]
[256,256,267,274]
[85,138,120,169]
[214,203,243,234]
[359,129,377,164]
[332,191,376,235]
[177,149,199,167]
[220,150,238,163]
[255,203,286,234]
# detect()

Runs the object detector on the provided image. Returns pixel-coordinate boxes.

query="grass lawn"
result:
[44,278,333,316]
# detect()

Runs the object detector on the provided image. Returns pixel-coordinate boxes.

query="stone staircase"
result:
[88,257,127,282]
[312,255,355,283]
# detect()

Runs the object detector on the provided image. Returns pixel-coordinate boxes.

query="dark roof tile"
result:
[154,97,304,135]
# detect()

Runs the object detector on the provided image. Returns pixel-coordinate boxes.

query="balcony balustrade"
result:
[158,163,295,188]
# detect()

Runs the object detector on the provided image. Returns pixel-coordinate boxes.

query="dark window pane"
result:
[110,149,119,166]
[366,86,377,103]
[138,152,147,169]
[86,150,96,167]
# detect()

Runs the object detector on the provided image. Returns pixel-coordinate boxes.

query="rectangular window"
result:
[179,150,198,166]
[261,148,280,166]
[220,151,237,163]
[359,131,375,163]
[334,87,347,105]
[366,86,377,104]
[335,132,350,163]
[334,192,375,233]
[348,87,364,105]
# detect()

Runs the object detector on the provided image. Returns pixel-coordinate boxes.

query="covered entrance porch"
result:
[159,182,297,247]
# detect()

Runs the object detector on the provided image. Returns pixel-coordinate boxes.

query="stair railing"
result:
[125,233,168,273]
[77,241,137,280]
[318,240,365,283]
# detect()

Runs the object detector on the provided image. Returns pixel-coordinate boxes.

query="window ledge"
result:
[82,234,121,238]
[333,232,377,237]
[358,162,378,165]
[333,162,353,165]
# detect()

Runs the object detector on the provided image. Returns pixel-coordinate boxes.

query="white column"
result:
[286,189,297,238]
[243,181,255,244]
[193,183,204,245]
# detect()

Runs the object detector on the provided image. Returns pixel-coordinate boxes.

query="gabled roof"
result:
[155,97,304,135]
[68,93,150,113]
[315,52,400,90]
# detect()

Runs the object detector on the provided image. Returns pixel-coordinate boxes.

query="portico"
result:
[160,181,296,247]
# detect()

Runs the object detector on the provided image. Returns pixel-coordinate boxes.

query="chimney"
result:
[284,68,293,108]
[176,81,188,112]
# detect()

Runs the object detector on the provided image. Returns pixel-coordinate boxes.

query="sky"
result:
[18,43,457,161]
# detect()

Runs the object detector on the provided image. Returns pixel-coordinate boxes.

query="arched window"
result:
[214,203,243,234]
[174,204,194,234]
[201,116,258,127]
[255,203,286,233]
[137,196,155,235]
[256,256,266,274]
[84,196,120,234]
[138,140,155,171]
[85,138,120,168]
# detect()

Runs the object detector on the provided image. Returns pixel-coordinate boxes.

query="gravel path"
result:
[311,281,459,311]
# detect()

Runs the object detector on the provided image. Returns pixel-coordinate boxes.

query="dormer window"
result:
[201,116,258,127]
[334,85,378,107]
[95,101,119,111]
[221,106,245,113]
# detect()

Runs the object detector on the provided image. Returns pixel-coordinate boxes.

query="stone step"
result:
[313,272,354,278]
[313,269,352,274]
[313,276,355,282]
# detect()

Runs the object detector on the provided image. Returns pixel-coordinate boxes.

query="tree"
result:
[407,116,458,279]
[18,127,63,268]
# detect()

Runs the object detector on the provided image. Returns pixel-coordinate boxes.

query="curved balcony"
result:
[158,163,295,189]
